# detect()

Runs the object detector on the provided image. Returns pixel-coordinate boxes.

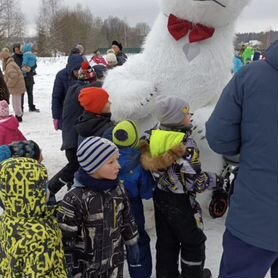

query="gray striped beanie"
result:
[77,136,119,174]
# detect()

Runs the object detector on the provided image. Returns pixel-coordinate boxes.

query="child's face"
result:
[92,153,120,180]
[182,113,193,128]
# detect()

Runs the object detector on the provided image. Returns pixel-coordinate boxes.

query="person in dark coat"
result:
[111,40,128,65]
[0,68,9,103]
[47,61,102,196]
[75,87,115,143]
[51,53,84,130]
[12,43,23,68]
[206,40,278,278]
[20,43,39,112]
[57,136,139,278]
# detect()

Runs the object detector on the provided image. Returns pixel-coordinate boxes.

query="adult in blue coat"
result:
[51,53,84,130]
[206,40,278,278]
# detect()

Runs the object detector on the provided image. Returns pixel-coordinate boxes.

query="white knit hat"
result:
[77,136,119,174]
[106,53,118,66]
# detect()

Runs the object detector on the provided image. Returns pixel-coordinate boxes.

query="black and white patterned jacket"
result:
[57,179,138,277]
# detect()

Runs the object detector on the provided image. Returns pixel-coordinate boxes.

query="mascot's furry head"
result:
[103,0,250,129]
[160,0,250,28]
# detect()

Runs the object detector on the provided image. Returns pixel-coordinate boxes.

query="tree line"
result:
[235,30,278,50]
[0,0,150,56]
[0,0,25,46]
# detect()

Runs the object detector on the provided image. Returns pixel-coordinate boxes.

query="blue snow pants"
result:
[127,198,152,278]
[219,229,278,278]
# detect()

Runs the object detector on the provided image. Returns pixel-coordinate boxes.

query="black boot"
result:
[203,268,212,278]
[29,106,40,112]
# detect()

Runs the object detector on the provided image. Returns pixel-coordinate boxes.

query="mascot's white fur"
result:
[103,0,250,178]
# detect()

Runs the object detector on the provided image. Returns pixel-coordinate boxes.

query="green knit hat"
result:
[112,120,139,148]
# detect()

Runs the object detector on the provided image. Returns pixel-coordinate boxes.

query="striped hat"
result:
[77,136,119,174]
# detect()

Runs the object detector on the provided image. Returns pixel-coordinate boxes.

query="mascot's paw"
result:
[103,68,158,121]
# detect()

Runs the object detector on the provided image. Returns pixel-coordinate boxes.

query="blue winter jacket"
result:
[51,54,83,121]
[232,56,243,74]
[206,40,278,252]
[22,44,37,70]
[118,148,154,200]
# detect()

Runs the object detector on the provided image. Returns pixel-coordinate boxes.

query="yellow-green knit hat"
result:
[112,120,139,148]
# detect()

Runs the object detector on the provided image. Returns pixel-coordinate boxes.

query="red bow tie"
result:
[167,14,215,43]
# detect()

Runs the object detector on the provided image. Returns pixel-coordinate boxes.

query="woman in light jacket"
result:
[0,48,25,122]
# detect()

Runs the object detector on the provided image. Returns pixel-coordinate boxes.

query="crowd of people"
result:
[232,43,262,74]
[0,39,277,278]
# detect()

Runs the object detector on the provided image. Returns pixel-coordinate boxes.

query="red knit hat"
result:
[78,61,96,81]
[79,87,109,114]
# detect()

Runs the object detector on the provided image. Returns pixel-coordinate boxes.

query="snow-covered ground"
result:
[1,57,270,277]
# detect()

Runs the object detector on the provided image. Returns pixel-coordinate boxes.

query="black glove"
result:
[209,187,228,218]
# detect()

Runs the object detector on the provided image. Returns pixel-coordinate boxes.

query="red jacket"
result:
[0,116,26,145]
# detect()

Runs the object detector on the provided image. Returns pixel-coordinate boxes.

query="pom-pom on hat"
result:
[155,95,191,126]
[78,87,109,114]
[0,100,9,118]
[113,120,139,148]
[77,136,119,174]
[78,61,96,81]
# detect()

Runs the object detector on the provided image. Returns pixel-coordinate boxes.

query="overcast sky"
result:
[20,0,278,36]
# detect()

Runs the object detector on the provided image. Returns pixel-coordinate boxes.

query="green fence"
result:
[98,48,143,54]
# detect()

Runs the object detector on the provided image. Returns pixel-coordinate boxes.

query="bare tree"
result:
[36,0,63,55]
[35,2,150,56]
[102,16,130,47]
[0,0,25,47]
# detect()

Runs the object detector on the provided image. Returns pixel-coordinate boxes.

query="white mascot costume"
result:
[103,0,250,212]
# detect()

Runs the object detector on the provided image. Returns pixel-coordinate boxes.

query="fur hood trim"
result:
[140,140,186,172]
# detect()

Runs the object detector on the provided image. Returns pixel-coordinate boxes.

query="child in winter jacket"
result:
[140,95,223,278]
[21,43,37,74]
[57,136,139,278]
[0,157,67,277]
[76,87,115,143]
[112,120,155,278]
[0,140,43,213]
[0,100,26,145]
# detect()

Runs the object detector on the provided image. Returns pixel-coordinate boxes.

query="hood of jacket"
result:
[140,130,186,172]
[264,40,278,71]
[22,43,33,53]
[0,157,48,218]
[0,116,19,131]
[75,112,114,137]
[66,54,83,76]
